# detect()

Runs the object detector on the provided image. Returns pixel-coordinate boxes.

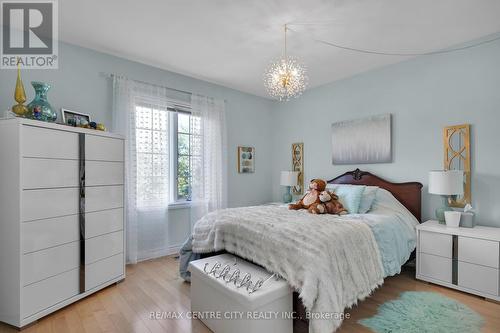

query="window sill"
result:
[168,201,192,210]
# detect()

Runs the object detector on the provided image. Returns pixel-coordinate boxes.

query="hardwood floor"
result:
[1,256,499,333]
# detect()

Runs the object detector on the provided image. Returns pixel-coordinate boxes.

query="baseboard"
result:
[136,244,182,262]
[485,297,500,305]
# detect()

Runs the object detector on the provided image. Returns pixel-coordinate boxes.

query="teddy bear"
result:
[319,190,348,215]
[289,179,327,214]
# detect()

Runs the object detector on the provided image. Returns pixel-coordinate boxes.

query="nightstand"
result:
[416,220,500,301]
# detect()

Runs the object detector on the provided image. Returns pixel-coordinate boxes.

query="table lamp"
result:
[428,170,464,223]
[280,171,299,203]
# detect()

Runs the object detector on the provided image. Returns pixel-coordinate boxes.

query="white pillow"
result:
[327,184,379,214]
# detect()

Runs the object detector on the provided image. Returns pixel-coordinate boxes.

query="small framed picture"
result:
[61,108,91,126]
[237,146,255,173]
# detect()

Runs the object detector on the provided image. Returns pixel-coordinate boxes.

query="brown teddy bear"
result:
[289,179,327,214]
[319,190,348,215]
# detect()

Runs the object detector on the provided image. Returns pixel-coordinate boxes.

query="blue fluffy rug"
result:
[359,291,484,333]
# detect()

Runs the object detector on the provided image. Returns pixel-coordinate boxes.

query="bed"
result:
[182,169,422,333]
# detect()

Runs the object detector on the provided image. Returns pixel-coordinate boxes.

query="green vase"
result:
[435,196,452,224]
[283,186,293,203]
[27,81,57,122]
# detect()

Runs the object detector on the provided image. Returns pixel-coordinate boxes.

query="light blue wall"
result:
[271,33,500,227]
[2,31,499,251]
[0,42,274,249]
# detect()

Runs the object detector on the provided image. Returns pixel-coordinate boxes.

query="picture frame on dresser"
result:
[61,108,91,126]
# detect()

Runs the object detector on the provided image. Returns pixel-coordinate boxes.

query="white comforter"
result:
[192,205,385,333]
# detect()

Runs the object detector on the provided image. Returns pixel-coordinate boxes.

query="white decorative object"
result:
[0,118,125,327]
[463,204,474,213]
[416,220,500,301]
[264,25,307,101]
[189,254,292,333]
[331,114,392,164]
[444,211,461,227]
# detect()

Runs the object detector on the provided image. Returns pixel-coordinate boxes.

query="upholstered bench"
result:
[189,253,292,333]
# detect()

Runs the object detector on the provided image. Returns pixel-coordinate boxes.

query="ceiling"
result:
[59,0,500,99]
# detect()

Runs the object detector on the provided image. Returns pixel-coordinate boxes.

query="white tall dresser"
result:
[0,118,125,327]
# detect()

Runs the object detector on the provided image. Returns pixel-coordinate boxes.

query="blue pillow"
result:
[330,185,366,214]
[358,186,379,214]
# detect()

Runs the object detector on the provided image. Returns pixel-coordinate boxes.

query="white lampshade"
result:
[428,170,464,195]
[280,171,299,186]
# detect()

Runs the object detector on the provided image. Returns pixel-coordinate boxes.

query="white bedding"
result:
[360,188,419,275]
[191,189,418,333]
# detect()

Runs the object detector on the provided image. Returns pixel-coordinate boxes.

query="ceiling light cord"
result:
[286,26,500,57]
[284,24,288,59]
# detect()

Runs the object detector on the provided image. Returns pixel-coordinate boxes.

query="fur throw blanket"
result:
[192,205,384,333]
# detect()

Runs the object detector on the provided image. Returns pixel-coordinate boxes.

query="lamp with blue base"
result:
[280,171,299,203]
[428,170,464,224]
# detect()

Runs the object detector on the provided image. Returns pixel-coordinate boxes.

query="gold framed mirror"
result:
[443,124,471,208]
[291,143,304,195]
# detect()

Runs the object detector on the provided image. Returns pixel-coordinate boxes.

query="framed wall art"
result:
[291,142,304,195]
[443,124,471,208]
[331,114,392,164]
[237,146,255,173]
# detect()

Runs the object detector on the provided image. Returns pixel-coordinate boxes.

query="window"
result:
[175,112,201,201]
[135,103,199,208]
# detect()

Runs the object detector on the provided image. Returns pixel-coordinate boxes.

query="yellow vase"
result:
[11,64,28,117]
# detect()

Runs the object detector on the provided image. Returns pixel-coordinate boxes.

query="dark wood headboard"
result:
[327,168,423,222]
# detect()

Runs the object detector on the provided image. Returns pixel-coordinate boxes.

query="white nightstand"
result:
[416,220,500,301]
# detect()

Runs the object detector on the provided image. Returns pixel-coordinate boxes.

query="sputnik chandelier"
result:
[264,24,308,101]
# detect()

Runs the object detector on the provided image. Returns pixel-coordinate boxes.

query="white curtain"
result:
[190,94,228,230]
[112,76,173,264]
